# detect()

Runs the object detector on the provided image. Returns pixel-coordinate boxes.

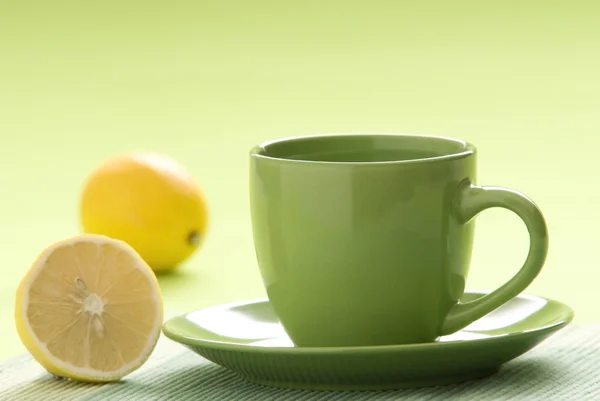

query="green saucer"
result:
[162,290,573,390]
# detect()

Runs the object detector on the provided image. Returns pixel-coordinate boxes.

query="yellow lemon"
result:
[79,152,208,273]
[14,234,163,382]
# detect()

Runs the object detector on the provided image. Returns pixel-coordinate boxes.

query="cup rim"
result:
[250,133,476,165]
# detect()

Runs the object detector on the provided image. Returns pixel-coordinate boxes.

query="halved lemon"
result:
[14,234,164,382]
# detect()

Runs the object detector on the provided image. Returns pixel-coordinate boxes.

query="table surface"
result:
[1,1,598,361]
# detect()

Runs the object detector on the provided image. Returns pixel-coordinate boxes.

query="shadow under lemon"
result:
[155,267,200,293]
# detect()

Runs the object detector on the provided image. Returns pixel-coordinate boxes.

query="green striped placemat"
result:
[1,323,598,400]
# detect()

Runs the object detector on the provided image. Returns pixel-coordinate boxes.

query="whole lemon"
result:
[79,152,208,273]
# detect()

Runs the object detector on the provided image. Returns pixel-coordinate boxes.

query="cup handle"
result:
[440,180,549,335]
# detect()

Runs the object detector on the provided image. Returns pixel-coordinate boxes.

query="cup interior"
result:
[253,134,474,164]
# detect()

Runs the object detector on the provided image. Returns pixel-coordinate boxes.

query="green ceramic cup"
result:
[249,133,548,347]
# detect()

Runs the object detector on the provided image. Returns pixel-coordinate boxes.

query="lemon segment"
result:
[14,234,164,382]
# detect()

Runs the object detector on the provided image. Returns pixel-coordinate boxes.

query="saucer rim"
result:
[161,289,575,355]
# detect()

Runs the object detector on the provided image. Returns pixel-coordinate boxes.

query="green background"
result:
[1,1,598,360]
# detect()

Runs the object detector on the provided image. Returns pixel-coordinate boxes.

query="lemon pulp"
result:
[15,234,164,382]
